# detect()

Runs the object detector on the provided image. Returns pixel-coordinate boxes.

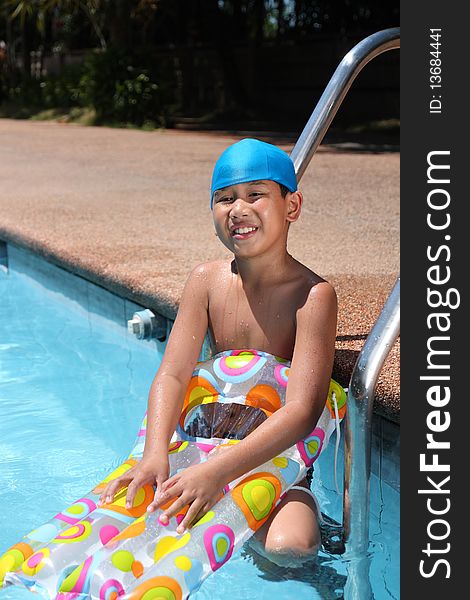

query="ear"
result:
[286,190,303,223]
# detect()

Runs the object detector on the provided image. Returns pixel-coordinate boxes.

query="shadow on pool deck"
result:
[0,119,400,423]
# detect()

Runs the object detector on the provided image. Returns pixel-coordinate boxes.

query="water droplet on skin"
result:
[192,335,196,340]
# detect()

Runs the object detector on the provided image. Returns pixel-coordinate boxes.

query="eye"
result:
[249,191,264,198]
[215,196,233,204]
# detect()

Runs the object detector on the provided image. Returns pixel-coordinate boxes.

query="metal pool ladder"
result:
[289,28,400,600]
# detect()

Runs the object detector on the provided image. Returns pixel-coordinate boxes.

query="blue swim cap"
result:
[210,138,297,207]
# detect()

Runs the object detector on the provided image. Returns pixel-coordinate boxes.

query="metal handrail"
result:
[290,27,400,174]
[342,278,400,549]
[289,27,400,599]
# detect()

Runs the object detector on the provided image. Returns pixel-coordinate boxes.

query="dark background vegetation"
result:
[0,1,399,136]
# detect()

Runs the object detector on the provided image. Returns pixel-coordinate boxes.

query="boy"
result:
[100,138,337,564]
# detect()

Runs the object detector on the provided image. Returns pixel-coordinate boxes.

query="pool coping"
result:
[0,121,400,425]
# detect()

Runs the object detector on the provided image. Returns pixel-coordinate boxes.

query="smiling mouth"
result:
[231,226,258,239]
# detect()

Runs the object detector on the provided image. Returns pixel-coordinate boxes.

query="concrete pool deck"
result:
[0,119,400,422]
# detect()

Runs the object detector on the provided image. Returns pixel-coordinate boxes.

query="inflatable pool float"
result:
[0,349,346,599]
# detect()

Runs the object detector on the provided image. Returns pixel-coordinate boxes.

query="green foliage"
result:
[39,64,83,108]
[78,49,162,125]
[1,1,399,128]
[1,49,168,127]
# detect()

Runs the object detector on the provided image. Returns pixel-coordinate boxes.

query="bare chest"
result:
[208,279,298,359]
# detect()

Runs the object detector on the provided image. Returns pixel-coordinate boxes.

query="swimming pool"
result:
[0,244,399,599]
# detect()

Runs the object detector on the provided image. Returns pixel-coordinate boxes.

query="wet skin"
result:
[99,180,337,559]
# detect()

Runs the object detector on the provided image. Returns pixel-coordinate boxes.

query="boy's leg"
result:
[251,478,321,566]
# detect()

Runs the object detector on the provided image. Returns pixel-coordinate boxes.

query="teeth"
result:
[234,227,257,234]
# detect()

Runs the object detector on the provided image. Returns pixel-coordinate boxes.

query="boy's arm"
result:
[155,281,338,530]
[100,263,209,506]
[143,263,210,458]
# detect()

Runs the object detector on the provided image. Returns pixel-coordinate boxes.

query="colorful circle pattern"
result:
[179,375,220,429]
[272,456,300,485]
[57,551,103,597]
[111,550,144,578]
[213,350,267,383]
[55,498,96,525]
[154,533,191,563]
[0,543,34,586]
[127,576,182,600]
[21,548,50,576]
[100,578,125,600]
[109,517,146,544]
[326,380,347,419]
[232,472,282,531]
[296,427,325,466]
[203,524,235,572]
[273,363,289,388]
[52,521,92,544]
[168,441,188,454]
[99,525,121,546]
[98,484,154,520]
[245,384,282,417]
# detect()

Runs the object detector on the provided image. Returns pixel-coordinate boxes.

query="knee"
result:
[263,531,320,566]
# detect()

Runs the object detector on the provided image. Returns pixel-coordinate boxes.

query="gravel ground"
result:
[0,119,400,421]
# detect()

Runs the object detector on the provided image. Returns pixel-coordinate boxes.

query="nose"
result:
[229,197,249,218]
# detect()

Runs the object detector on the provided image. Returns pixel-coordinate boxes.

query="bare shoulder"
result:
[186,259,232,294]
[291,263,337,362]
[188,259,232,281]
[294,261,337,309]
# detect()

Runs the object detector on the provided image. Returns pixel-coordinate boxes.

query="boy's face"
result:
[212,180,302,258]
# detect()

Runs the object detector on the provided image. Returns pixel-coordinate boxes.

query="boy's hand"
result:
[149,461,225,534]
[98,455,169,509]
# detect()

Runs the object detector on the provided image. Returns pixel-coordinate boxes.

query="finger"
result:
[147,475,167,513]
[147,480,180,514]
[176,501,204,534]
[158,494,187,524]
[99,483,117,506]
[148,475,178,510]
[159,474,178,494]
[146,496,162,514]
[99,479,116,504]
[125,478,145,509]
[156,474,168,494]
[99,477,127,505]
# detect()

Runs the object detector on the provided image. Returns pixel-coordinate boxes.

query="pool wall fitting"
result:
[128,309,167,341]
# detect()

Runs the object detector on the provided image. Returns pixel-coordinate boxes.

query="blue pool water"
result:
[0,245,399,599]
